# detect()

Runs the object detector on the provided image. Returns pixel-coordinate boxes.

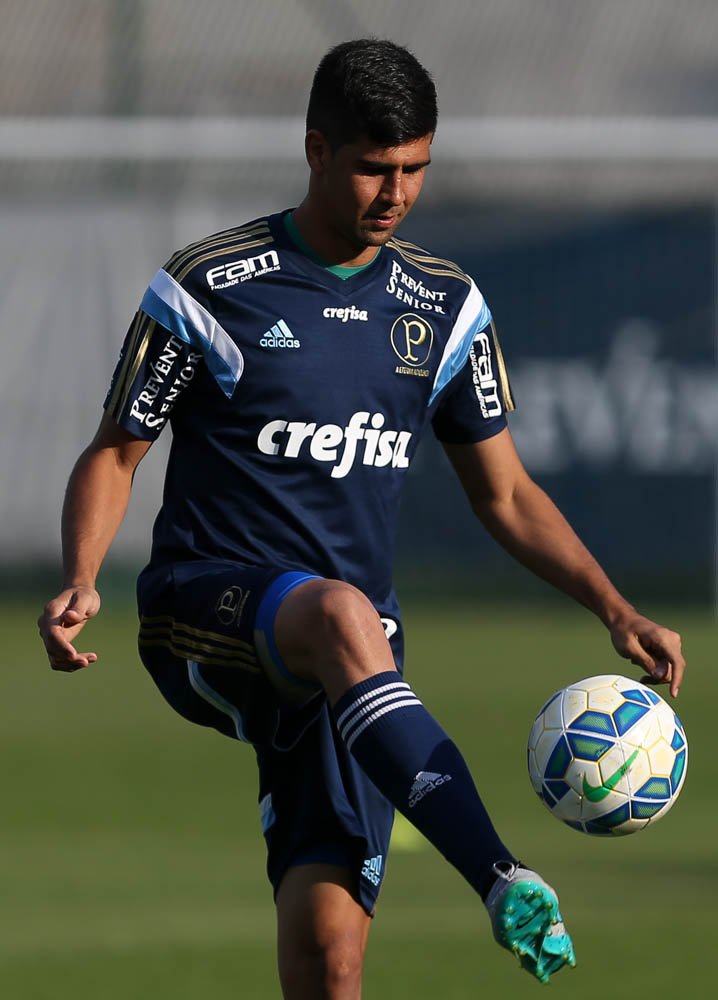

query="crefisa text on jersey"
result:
[129,335,202,429]
[322,305,369,322]
[385,261,447,314]
[206,250,281,290]
[257,411,412,479]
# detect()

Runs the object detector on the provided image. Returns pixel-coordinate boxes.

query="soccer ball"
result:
[527,675,687,835]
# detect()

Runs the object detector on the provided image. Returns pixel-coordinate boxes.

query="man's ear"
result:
[305,130,332,173]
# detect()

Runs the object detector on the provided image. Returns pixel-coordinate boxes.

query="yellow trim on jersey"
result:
[106,313,155,420]
[390,235,466,273]
[388,238,471,286]
[389,235,464,267]
[105,311,142,417]
[166,220,270,271]
[391,247,467,279]
[139,616,260,673]
[140,614,256,654]
[166,221,272,282]
[490,320,516,412]
[139,636,260,673]
[173,236,275,285]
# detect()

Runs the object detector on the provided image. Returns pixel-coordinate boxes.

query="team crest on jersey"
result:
[390,314,433,379]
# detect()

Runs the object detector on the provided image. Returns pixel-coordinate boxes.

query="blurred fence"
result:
[1,1,716,601]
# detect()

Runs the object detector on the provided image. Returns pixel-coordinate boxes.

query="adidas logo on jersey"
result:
[257,411,412,479]
[408,770,452,808]
[260,319,300,349]
[361,855,383,886]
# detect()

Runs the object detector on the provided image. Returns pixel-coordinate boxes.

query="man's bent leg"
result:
[276,864,371,1000]
[273,578,514,898]
[272,579,575,983]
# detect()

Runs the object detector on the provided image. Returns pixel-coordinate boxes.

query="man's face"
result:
[308,132,432,257]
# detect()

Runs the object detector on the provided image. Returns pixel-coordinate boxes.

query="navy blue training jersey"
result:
[104,211,514,613]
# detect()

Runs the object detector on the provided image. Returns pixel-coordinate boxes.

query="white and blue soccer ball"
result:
[527,675,687,836]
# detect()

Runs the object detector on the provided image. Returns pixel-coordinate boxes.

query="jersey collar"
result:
[270,211,388,294]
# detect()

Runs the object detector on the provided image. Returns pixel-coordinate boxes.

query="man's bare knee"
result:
[307,580,379,642]
[276,864,369,1000]
[275,579,395,699]
[279,934,364,999]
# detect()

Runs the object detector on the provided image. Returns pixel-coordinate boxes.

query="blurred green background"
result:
[4,597,711,998]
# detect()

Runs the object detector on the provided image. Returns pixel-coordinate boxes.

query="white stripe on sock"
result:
[345,697,422,752]
[335,680,410,731]
[339,687,420,743]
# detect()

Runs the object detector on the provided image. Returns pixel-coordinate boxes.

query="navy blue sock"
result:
[333,671,516,900]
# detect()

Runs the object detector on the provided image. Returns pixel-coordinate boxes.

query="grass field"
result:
[2,596,714,998]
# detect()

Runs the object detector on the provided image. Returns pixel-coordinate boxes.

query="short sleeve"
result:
[103,308,205,440]
[431,319,515,444]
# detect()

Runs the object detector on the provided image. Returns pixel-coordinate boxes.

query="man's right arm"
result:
[38,413,152,672]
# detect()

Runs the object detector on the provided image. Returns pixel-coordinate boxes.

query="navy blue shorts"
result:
[136,559,401,914]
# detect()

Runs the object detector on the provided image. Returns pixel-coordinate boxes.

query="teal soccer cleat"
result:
[485,862,576,984]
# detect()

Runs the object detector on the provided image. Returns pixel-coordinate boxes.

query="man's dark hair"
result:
[306,39,437,150]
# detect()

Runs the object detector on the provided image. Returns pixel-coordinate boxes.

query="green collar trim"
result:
[283,212,378,279]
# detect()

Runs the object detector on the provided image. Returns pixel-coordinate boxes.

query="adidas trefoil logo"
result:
[408,770,452,808]
[361,854,383,886]
[260,318,301,349]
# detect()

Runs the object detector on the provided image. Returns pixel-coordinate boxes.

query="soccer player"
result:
[38,39,685,998]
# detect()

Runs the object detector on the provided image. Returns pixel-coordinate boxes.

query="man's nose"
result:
[381,171,405,206]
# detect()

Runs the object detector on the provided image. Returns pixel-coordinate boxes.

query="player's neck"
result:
[291,201,381,268]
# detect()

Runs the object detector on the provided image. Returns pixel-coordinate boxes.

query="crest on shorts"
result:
[215,585,249,626]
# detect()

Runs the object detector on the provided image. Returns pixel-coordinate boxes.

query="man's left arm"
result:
[443,427,686,697]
